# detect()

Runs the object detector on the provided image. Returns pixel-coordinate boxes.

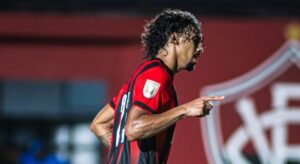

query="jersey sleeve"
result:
[109,95,118,109]
[108,84,126,110]
[132,68,170,114]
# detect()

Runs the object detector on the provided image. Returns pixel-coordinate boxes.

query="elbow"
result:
[90,122,96,133]
[90,122,100,137]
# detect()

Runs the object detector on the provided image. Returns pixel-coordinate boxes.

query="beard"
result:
[186,62,195,72]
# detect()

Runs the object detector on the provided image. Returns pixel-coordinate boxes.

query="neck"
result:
[155,54,178,75]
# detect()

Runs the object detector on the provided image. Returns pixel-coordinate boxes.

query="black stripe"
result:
[159,125,175,163]
[111,147,119,164]
[108,98,123,162]
[133,101,157,114]
[119,139,130,163]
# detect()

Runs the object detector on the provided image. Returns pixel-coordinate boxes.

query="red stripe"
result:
[130,141,141,164]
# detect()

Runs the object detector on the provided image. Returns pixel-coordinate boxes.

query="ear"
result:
[170,33,179,45]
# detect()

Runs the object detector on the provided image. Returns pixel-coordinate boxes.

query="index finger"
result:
[200,96,225,101]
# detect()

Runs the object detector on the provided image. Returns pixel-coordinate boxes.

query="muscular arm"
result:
[125,105,186,141]
[125,96,224,141]
[90,104,114,148]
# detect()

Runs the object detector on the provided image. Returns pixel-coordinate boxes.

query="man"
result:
[91,9,224,164]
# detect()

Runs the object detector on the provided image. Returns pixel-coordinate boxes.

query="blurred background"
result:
[0,0,300,164]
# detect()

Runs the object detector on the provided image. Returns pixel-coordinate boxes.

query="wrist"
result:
[178,104,189,118]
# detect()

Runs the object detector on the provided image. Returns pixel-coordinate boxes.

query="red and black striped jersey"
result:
[107,59,178,164]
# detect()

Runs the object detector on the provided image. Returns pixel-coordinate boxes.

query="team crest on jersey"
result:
[143,79,160,98]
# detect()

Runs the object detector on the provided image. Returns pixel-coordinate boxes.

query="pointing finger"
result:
[200,96,225,101]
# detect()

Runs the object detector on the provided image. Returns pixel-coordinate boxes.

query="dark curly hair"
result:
[141,9,202,59]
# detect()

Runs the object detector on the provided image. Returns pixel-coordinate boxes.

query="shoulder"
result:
[137,65,170,85]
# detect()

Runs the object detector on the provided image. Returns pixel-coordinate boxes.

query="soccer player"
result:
[91,9,224,164]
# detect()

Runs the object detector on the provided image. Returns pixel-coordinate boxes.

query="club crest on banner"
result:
[200,40,300,164]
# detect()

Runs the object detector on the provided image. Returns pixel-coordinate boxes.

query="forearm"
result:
[91,120,113,148]
[90,104,115,147]
[96,123,113,148]
[92,121,113,138]
[126,105,187,141]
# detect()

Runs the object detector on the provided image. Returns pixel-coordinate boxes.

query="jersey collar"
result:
[152,58,174,78]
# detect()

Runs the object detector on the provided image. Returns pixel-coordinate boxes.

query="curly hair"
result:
[141,9,202,59]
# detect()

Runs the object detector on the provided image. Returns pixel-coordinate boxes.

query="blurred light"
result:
[71,123,99,164]
[54,125,70,146]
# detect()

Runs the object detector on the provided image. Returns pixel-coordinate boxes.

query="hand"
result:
[183,96,225,117]
[100,132,112,148]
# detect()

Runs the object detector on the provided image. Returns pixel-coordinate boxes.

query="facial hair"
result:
[186,62,195,72]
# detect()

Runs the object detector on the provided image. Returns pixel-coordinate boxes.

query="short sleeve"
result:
[132,68,170,114]
[109,95,118,109]
[108,84,126,110]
